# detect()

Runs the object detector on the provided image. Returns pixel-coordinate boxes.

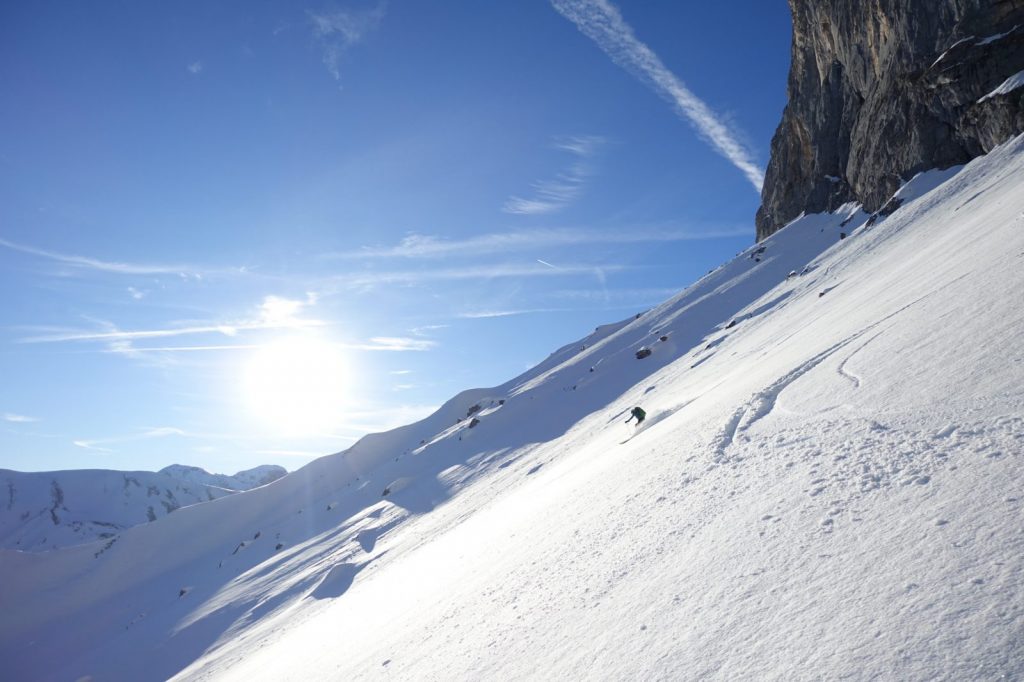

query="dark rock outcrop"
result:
[757,0,1024,240]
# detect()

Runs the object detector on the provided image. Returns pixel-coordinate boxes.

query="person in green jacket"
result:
[625,406,646,426]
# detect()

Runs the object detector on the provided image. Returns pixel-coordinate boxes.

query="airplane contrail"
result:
[551,0,765,191]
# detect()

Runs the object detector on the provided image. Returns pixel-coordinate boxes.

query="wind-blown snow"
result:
[2,136,1024,680]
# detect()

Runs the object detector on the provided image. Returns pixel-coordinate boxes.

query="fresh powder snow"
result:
[2,136,1023,680]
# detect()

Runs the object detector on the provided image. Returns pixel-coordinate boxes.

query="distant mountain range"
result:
[0,463,287,551]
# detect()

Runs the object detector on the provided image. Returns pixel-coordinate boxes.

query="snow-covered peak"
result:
[158,463,287,491]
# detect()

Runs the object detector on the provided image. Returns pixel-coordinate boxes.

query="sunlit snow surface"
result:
[3,136,1024,680]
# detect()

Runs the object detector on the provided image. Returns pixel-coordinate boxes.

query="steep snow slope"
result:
[2,137,1023,681]
[0,464,286,551]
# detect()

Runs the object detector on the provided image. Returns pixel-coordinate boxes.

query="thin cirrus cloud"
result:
[551,0,765,191]
[328,226,748,261]
[18,293,327,357]
[26,335,434,355]
[72,426,325,455]
[308,2,386,81]
[550,286,685,303]
[503,135,606,215]
[325,262,627,289]
[455,307,581,319]
[3,413,39,423]
[19,320,323,345]
[0,236,233,278]
[23,288,429,355]
[73,426,187,453]
[355,337,436,352]
[455,299,671,319]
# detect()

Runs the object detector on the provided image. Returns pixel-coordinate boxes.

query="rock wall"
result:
[757,0,1024,240]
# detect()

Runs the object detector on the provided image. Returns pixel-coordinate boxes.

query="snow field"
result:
[2,135,1023,681]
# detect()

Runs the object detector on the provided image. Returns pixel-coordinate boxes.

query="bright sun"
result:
[242,336,350,434]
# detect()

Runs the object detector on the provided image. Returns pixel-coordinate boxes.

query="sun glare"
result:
[242,336,350,434]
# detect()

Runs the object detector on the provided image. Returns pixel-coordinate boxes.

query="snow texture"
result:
[2,136,1024,680]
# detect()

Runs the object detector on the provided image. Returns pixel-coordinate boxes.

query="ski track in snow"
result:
[836,330,885,389]
[720,270,978,458]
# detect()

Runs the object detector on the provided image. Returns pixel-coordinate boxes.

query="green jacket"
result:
[631,407,646,420]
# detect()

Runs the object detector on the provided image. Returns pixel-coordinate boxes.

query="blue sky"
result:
[0,1,791,474]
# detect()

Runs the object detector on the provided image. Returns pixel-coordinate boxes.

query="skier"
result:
[625,406,646,427]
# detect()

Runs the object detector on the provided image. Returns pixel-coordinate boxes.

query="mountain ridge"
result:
[0,463,286,551]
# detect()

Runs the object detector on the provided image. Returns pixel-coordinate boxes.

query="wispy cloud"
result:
[0,236,230,278]
[20,320,322,345]
[409,324,448,337]
[20,293,325,360]
[552,286,684,300]
[97,344,261,353]
[354,337,436,352]
[3,413,38,423]
[258,292,319,325]
[327,262,627,288]
[551,0,764,191]
[503,135,605,215]
[73,440,114,453]
[23,326,253,344]
[456,308,570,319]
[98,338,435,354]
[73,426,186,453]
[187,61,203,74]
[308,2,386,81]
[328,226,747,261]
[19,296,436,352]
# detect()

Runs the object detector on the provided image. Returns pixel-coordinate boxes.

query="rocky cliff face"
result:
[757,0,1024,240]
